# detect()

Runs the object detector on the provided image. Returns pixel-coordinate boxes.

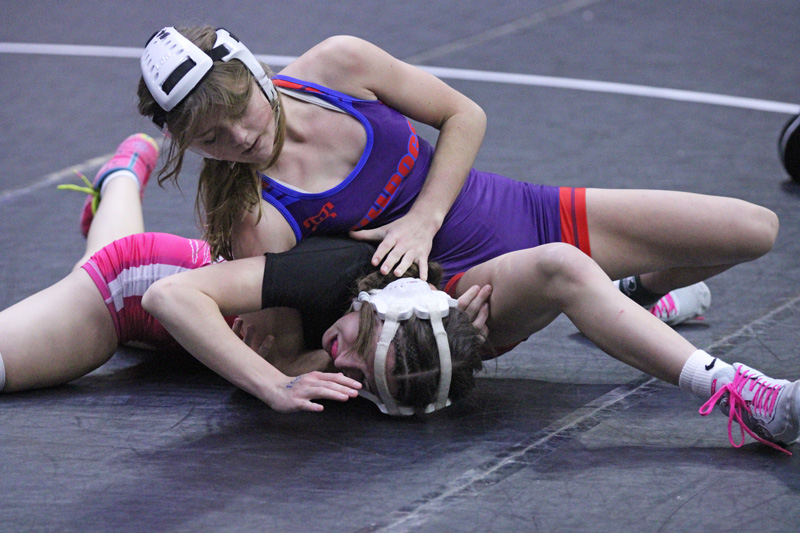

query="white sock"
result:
[0,351,5,391]
[99,169,139,196]
[678,350,732,399]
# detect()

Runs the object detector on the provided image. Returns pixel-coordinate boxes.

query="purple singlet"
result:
[264,76,564,285]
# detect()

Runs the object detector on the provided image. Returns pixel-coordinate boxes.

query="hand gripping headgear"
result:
[141,27,279,131]
[353,278,458,416]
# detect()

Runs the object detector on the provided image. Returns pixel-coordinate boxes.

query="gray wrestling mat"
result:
[2,1,799,530]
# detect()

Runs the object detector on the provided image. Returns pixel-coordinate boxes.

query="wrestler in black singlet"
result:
[261,237,377,348]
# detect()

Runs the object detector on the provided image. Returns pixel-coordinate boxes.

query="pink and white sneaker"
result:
[700,363,800,455]
[650,282,711,326]
[63,133,159,237]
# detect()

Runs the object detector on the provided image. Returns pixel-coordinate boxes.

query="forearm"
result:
[269,348,335,377]
[142,281,287,407]
[411,101,486,228]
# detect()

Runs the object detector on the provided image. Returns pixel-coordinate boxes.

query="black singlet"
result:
[261,237,377,348]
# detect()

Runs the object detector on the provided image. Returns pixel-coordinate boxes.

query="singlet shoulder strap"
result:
[277,87,346,113]
[274,76,347,113]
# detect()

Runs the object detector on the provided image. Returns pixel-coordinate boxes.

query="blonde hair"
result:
[137,25,286,259]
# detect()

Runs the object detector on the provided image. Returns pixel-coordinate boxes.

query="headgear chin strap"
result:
[141,26,279,158]
[353,278,457,416]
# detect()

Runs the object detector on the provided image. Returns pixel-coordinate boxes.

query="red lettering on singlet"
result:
[408,131,419,158]
[303,202,337,232]
[398,154,414,177]
[351,120,419,230]
[387,175,403,194]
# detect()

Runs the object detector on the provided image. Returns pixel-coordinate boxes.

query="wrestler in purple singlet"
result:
[263,76,565,286]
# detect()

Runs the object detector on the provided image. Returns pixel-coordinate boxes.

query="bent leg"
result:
[586,189,778,293]
[455,244,800,453]
[73,178,145,270]
[456,243,696,383]
[70,133,159,270]
[0,269,118,391]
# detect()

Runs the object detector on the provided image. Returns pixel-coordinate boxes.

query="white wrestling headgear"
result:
[353,278,458,417]
[141,27,279,131]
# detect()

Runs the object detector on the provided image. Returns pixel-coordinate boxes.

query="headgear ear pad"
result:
[141,27,278,129]
[778,114,800,183]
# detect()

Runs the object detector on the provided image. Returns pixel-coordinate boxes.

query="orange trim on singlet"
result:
[443,272,465,296]
[445,187,591,359]
[273,78,323,93]
[559,187,591,257]
[443,272,519,359]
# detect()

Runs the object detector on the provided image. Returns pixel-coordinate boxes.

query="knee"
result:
[740,204,779,259]
[533,244,601,300]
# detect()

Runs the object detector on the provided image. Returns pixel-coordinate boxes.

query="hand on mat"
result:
[349,213,437,280]
[457,284,492,340]
[270,371,362,413]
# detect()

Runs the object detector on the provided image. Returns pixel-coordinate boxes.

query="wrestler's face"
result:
[322,312,398,399]
[191,85,276,164]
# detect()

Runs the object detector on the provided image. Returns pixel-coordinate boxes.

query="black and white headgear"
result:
[141,26,279,130]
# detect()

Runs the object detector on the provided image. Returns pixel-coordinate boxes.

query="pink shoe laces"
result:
[699,366,791,455]
[650,293,706,323]
[650,294,676,321]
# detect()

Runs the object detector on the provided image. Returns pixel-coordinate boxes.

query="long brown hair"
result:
[354,264,485,410]
[137,25,286,259]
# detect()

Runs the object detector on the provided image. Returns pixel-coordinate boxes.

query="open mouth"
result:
[330,338,339,360]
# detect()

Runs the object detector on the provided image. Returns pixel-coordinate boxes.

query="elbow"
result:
[142,278,175,319]
[440,96,486,136]
[462,92,486,127]
[462,99,487,141]
[472,101,487,132]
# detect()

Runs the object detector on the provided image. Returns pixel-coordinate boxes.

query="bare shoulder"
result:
[280,36,384,99]
[232,200,297,258]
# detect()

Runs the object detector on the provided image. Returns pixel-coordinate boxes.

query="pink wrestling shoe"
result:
[60,133,159,237]
[700,363,800,455]
[650,282,711,326]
